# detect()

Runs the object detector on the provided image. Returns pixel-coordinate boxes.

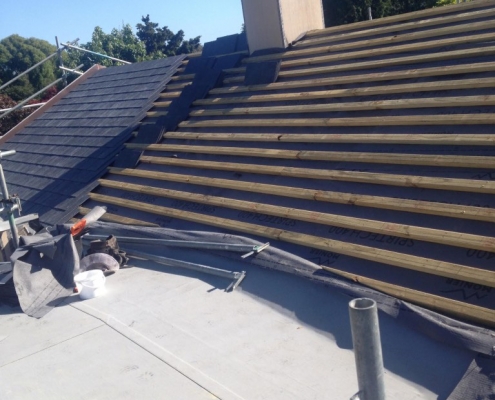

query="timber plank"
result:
[108,167,495,223]
[159,91,181,98]
[88,192,495,287]
[179,114,495,128]
[128,143,495,168]
[99,178,495,251]
[223,46,495,80]
[140,156,495,194]
[190,95,495,116]
[164,132,495,146]
[300,7,495,46]
[210,62,495,95]
[304,0,495,37]
[171,73,195,81]
[146,111,168,117]
[167,82,192,90]
[283,32,495,69]
[194,78,495,106]
[231,30,495,73]
[322,266,495,328]
[153,101,172,107]
[246,20,495,62]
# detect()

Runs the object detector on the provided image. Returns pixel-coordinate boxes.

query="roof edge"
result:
[0,64,106,146]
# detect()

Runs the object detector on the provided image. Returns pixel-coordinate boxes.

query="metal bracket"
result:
[12,194,21,215]
[241,242,270,258]
[225,271,247,292]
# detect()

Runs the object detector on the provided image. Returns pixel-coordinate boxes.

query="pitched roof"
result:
[83,0,495,330]
[0,56,185,225]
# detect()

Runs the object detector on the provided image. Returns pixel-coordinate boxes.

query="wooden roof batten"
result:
[85,0,495,328]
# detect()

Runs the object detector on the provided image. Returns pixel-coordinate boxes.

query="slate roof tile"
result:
[0,56,183,225]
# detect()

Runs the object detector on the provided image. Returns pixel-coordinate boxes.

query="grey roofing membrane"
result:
[0,222,477,400]
[0,56,185,226]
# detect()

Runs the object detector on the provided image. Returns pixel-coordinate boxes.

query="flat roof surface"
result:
[0,248,474,399]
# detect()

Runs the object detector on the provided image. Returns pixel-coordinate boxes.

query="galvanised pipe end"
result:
[349,298,376,311]
[349,298,385,400]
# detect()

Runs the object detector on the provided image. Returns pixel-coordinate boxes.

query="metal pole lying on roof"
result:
[60,42,132,65]
[349,298,386,400]
[125,249,246,291]
[82,234,269,257]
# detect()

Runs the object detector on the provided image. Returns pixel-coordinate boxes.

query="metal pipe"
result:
[0,78,62,120]
[0,150,16,159]
[0,159,19,248]
[83,234,257,252]
[0,63,83,120]
[0,103,45,113]
[61,42,131,65]
[349,298,385,400]
[59,66,83,76]
[0,52,58,91]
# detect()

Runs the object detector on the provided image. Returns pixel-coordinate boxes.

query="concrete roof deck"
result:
[0,239,472,399]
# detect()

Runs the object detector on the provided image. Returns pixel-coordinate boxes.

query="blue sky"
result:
[0,0,245,46]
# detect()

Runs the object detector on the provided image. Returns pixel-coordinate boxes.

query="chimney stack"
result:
[241,0,325,54]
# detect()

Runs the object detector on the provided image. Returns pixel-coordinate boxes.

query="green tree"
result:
[322,0,456,26]
[0,35,59,101]
[65,17,202,71]
[65,24,148,70]
[136,15,201,58]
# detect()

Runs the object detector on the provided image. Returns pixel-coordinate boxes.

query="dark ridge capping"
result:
[244,60,282,85]
[201,32,248,58]
[237,32,249,53]
[112,148,143,169]
[106,56,186,170]
[134,124,165,144]
[153,33,248,134]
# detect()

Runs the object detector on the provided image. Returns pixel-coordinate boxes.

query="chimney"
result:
[241,0,325,54]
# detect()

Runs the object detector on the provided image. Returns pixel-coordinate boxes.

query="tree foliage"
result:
[66,16,201,70]
[65,24,148,70]
[0,35,59,101]
[322,0,456,26]
[136,15,201,58]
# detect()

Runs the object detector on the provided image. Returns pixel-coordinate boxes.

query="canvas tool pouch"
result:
[87,235,129,267]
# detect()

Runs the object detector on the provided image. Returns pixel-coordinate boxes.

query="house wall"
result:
[241,0,324,54]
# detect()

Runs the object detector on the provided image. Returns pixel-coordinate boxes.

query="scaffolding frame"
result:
[0,36,132,121]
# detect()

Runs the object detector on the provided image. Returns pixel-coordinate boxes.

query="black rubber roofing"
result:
[0,56,185,226]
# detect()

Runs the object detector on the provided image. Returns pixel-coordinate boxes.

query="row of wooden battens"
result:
[86,0,495,327]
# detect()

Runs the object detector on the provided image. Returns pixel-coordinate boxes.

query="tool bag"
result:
[87,235,129,267]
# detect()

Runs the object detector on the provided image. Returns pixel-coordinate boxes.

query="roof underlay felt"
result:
[0,55,185,226]
[82,0,495,335]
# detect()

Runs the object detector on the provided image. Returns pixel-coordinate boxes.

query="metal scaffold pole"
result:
[349,298,386,400]
[0,151,20,248]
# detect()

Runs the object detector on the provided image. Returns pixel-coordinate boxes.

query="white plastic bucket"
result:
[74,270,106,300]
